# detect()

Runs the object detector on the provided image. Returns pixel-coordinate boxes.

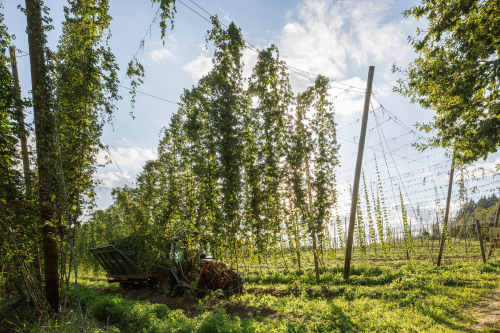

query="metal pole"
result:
[436,154,455,266]
[343,66,375,280]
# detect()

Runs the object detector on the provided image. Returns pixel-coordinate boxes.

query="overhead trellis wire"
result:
[176,0,367,94]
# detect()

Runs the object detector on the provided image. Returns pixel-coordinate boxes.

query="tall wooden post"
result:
[343,66,375,280]
[9,46,32,196]
[487,197,500,258]
[475,219,487,263]
[25,0,60,312]
[9,45,43,287]
[436,155,455,266]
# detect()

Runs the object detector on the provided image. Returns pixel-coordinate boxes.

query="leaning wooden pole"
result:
[436,154,455,266]
[343,66,375,280]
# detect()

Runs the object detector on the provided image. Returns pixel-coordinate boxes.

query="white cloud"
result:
[242,48,258,79]
[183,47,258,82]
[183,55,213,80]
[96,146,157,189]
[280,0,415,94]
[150,48,174,62]
[98,171,132,189]
[104,146,157,171]
[329,77,384,117]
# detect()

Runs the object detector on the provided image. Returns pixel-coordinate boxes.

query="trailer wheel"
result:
[159,275,173,295]
[120,282,133,290]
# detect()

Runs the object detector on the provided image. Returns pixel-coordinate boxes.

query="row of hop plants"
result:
[72,17,487,276]
[74,17,340,282]
[329,158,395,257]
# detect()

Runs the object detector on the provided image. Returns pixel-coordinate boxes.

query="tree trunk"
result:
[25,0,60,312]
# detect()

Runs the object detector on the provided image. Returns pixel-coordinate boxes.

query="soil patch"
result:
[470,289,500,332]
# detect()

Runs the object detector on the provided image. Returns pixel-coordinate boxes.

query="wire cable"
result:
[118,84,179,105]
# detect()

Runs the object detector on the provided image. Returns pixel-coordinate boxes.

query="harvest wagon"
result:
[489,227,500,246]
[90,239,242,296]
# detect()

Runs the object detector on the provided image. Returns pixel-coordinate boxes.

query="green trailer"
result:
[90,242,242,295]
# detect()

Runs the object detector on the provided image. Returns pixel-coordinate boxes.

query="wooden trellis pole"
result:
[487,197,500,257]
[343,66,375,280]
[475,219,487,264]
[436,153,455,266]
[9,46,32,196]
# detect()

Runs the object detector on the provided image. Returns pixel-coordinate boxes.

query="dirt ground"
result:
[470,289,500,332]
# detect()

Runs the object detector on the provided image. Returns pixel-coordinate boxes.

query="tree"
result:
[286,84,311,272]
[245,45,292,261]
[20,0,173,312]
[25,0,61,312]
[203,17,248,262]
[0,5,26,297]
[395,0,500,164]
[53,0,120,247]
[309,75,339,280]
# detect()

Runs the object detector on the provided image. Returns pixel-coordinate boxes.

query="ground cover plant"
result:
[26,257,498,332]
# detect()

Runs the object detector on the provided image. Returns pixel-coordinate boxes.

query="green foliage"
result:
[204,18,247,260]
[399,190,414,259]
[362,172,377,247]
[309,75,339,256]
[335,215,344,249]
[355,188,366,254]
[53,0,120,225]
[285,75,339,279]
[374,157,391,247]
[0,3,37,303]
[81,18,341,275]
[371,164,386,254]
[0,4,16,216]
[151,0,177,41]
[395,0,500,164]
[61,258,500,332]
[126,0,176,103]
[244,45,291,259]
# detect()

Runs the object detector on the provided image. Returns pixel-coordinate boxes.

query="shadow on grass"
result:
[415,302,477,332]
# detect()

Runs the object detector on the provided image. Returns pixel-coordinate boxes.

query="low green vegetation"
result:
[15,258,499,332]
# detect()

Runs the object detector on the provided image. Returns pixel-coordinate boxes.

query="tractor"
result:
[90,237,243,296]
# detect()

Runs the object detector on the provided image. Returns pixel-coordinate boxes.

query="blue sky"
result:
[4,0,499,227]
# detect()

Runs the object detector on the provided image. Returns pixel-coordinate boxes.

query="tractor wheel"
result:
[222,269,243,295]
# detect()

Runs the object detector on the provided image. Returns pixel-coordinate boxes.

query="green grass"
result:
[65,258,500,332]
